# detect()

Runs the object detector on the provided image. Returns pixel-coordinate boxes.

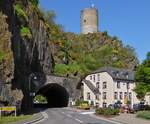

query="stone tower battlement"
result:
[80,7,98,34]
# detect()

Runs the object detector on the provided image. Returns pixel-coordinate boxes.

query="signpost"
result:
[0,106,16,117]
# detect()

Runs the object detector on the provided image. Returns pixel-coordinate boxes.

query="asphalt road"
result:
[38,108,119,124]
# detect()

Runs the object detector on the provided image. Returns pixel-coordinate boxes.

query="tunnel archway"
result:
[35,83,69,108]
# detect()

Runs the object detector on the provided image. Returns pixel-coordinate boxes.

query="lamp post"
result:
[28,73,37,108]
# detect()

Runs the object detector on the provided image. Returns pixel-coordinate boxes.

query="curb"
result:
[15,111,48,124]
[67,107,123,124]
[23,112,44,124]
[89,114,123,124]
[110,118,127,124]
[23,112,48,124]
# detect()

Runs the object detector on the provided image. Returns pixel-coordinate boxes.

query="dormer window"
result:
[116,71,119,77]
[97,74,100,81]
[126,74,129,79]
[93,75,96,82]
[90,75,92,80]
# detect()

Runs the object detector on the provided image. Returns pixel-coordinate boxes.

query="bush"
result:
[96,108,119,116]
[143,105,150,110]
[14,4,28,21]
[96,108,105,115]
[34,95,47,103]
[136,111,150,120]
[29,0,39,6]
[20,26,32,38]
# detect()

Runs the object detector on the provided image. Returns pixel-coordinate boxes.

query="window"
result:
[93,75,96,82]
[96,82,100,89]
[124,92,127,99]
[116,71,119,77]
[127,82,130,89]
[103,92,107,100]
[87,92,90,100]
[117,81,120,88]
[95,94,99,100]
[90,75,92,80]
[103,102,107,108]
[119,92,123,100]
[103,82,107,89]
[114,92,118,99]
[97,74,100,81]
[126,74,129,79]
[129,92,132,100]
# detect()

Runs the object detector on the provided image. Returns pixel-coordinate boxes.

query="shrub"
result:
[113,108,120,115]
[96,108,105,115]
[136,111,150,120]
[96,108,119,116]
[20,26,32,38]
[143,105,150,110]
[29,0,39,6]
[34,95,47,103]
[103,108,115,115]
[14,4,28,21]
[75,99,81,106]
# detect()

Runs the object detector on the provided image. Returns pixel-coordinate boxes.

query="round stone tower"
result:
[80,7,98,34]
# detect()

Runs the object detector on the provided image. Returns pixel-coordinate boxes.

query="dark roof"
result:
[92,67,134,81]
[83,79,100,94]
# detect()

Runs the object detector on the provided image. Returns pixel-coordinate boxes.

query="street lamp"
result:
[28,73,37,108]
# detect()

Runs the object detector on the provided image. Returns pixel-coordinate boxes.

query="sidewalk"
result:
[110,113,150,124]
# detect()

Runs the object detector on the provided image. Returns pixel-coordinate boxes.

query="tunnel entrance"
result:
[35,83,69,108]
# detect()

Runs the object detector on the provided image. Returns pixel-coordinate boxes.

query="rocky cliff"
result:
[0,0,54,109]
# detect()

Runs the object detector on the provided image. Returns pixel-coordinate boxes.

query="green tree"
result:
[134,52,150,100]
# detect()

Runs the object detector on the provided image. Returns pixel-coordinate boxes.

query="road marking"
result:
[23,112,48,124]
[61,112,65,114]
[75,118,83,123]
[41,112,48,119]
[66,114,72,118]
[80,111,95,115]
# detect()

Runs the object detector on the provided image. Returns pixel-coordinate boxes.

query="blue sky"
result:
[39,0,150,62]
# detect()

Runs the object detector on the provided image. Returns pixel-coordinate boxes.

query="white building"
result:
[83,67,140,108]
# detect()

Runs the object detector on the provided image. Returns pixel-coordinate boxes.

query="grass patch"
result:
[136,111,150,120]
[0,115,32,124]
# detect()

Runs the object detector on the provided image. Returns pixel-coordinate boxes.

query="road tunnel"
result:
[35,83,69,107]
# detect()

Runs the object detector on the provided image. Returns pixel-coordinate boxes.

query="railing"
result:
[0,106,16,117]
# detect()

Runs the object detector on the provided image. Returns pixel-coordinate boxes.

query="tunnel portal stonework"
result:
[32,75,81,107]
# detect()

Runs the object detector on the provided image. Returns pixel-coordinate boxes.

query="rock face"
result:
[0,0,54,110]
[0,10,14,105]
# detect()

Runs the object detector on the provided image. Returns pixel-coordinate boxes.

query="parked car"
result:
[78,103,90,110]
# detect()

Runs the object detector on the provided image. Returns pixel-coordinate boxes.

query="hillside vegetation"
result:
[0,0,138,79]
[45,11,138,76]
